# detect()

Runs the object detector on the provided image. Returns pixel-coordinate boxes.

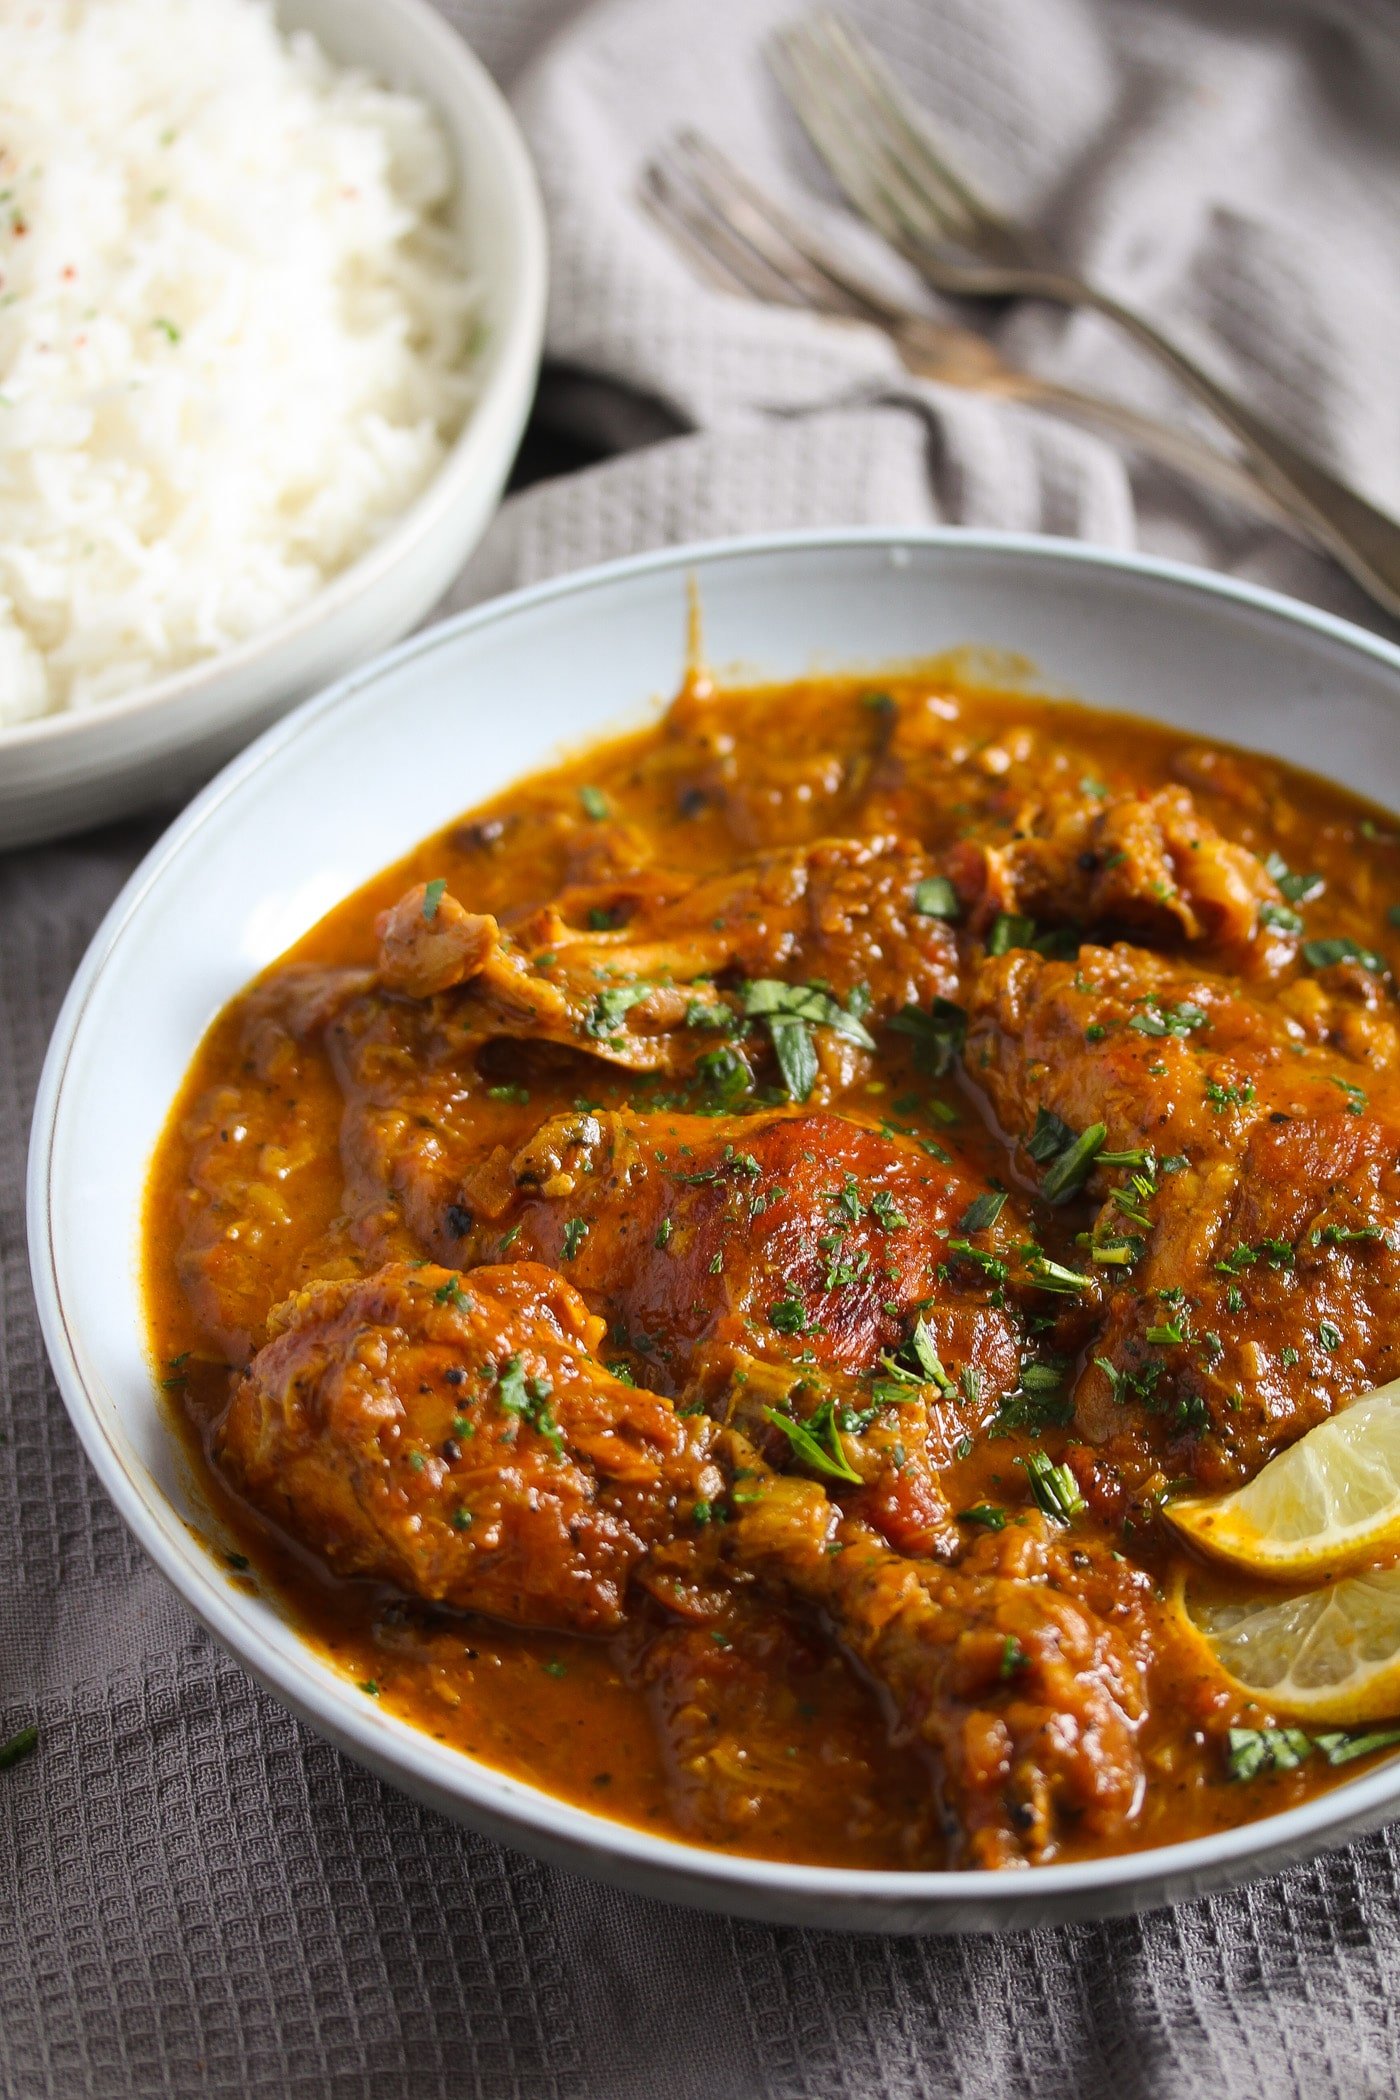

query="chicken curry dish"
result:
[145,668,1400,1872]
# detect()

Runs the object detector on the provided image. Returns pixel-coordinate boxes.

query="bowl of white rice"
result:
[0,0,546,846]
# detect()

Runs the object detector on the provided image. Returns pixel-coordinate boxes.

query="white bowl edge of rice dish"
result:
[0,0,479,726]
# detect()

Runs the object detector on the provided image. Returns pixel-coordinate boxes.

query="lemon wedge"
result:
[1166,1377,1400,1580]
[1176,1566,1400,1725]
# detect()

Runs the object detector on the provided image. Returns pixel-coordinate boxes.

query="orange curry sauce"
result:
[144,672,1400,1871]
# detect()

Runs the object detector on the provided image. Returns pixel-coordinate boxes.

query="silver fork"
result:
[640,132,1287,522]
[772,12,1400,620]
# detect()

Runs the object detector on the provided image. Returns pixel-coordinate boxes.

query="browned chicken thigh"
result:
[219,1258,1150,1866]
[967,943,1400,1489]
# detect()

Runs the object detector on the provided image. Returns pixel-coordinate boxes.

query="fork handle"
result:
[1073,285,1400,620]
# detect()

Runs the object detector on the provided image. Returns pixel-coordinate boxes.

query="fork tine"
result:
[772,15,1000,260]
[671,130,898,324]
[814,15,1009,240]
[640,155,801,305]
[770,24,933,252]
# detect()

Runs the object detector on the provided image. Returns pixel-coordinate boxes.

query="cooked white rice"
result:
[0,0,478,723]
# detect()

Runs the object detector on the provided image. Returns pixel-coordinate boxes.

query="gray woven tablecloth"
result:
[5,2,1400,2094]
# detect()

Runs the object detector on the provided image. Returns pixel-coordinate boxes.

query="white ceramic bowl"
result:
[29,530,1400,1933]
[0,0,546,851]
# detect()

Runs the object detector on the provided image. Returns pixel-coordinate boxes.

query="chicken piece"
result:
[455,1107,1026,1402]
[377,885,500,1000]
[628,1601,942,1860]
[217,1261,724,1632]
[367,835,960,1075]
[684,1343,970,1561]
[726,1472,1150,1868]
[945,784,1288,968]
[968,944,1400,1486]
[220,1258,1149,1865]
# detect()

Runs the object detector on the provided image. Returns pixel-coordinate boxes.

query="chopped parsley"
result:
[987,912,1036,956]
[421,877,447,920]
[999,1635,1028,1680]
[1129,1000,1208,1037]
[912,875,960,920]
[496,1355,565,1455]
[958,1190,1007,1234]
[1303,936,1384,974]
[763,1399,861,1483]
[561,1218,588,1260]
[887,996,966,1077]
[0,1724,38,1773]
[742,979,875,1103]
[578,785,610,821]
[1022,1450,1085,1523]
[1227,1724,1400,1781]
[958,1503,1007,1531]
[1040,1120,1107,1203]
[1264,852,1324,906]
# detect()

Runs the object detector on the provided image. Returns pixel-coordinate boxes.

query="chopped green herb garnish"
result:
[1264,853,1324,906]
[999,1634,1028,1679]
[1026,1254,1091,1294]
[561,1218,588,1261]
[1022,1450,1085,1523]
[1040,1121,1107,1203]
[987,912,1036,957]
[958,1503,1007,1531]
[1303,936,1384,974]
[959,1190,1007,1234]
[763,1400,860,1483]
[887,997,966,1077]
[578,785,609,820]
[912,875,960,921]
[0,1724,38,1772]
[1129,1000,1208,1038]
[421,877,447,920]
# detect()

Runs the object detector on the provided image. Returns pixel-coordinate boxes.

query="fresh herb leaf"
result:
[0,1724,38,1773]
[987,912,1036,957]
[421,877,447,920]
[1026,1107,1075,1163]
[959,1190,1007,1233]
[743,979,874,1103]
[1129,1000,1208,1038]
[561,1218,588,1261]
[1040,1119,1107,1202]
[912,875,960,921]
[1264,852,1324,906]
[763,1401,861,1483]
[1022,1449,1085,1523]
[999,1634,1028,1679]
[1303,936,1384,974]
[1026,1254,1091,1294]
[887,996,967,1077]
[958,1503,1006,1530]
[578,785,609,821]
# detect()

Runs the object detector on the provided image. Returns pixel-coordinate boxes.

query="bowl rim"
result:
[28,525,1400,1919]
[0,0,547,753]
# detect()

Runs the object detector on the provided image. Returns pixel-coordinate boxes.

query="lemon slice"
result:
[1166,1377,1400,1579]
[1176,1566,1400,1725]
